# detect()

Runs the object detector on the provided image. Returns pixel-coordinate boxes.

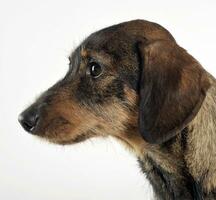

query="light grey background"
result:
[0,0,216,199]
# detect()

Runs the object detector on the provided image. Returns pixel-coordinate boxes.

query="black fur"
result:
[76,77,125,105]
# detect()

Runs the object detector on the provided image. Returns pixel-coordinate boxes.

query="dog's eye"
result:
[89,62,103,78]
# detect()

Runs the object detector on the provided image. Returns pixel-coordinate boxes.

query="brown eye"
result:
[89,62,103,78]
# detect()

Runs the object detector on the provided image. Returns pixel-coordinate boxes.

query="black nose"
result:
[18,107,39,133]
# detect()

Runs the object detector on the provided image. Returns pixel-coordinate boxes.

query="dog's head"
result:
[18,20,210,146]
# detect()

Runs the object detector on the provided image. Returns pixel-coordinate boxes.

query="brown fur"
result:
[19,19,216,199]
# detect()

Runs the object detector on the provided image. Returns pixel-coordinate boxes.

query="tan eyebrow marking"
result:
[80,47,88,57]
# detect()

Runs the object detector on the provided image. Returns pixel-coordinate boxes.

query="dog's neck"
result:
[117,76,216,199]
[117,127,205,199]
[138,147,203,200]
[132,126,216,200]
[138,129,205,200]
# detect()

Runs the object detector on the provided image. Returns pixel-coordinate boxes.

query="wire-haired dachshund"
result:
[18,19,216,200]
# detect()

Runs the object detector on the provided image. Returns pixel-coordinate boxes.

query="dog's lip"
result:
[32,116,73,137]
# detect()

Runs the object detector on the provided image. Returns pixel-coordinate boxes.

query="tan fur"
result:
[80,47,88,57]
[185,74,216,193]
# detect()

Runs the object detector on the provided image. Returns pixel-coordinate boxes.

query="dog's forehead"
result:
[68,27,121,62]
[83,20,175,48]
[83,26,126,51]
[69,20,175,59]
[82,20,175,55]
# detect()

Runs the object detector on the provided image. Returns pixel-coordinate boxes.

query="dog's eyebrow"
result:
[80,45,88,57]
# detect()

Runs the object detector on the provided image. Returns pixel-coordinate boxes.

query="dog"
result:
[18,19,216,200]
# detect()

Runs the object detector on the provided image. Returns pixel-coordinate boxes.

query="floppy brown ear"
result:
[138,40,210,144]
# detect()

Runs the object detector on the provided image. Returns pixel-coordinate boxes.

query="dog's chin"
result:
[33,118,100,145]
[31,117,76,144]
[36,129,96,145]
[44,137,77,145]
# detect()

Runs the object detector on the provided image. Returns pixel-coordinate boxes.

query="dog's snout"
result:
[18,107,40,134]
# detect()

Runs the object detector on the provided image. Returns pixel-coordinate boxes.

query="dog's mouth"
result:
[29,116,99,145]
[32,117,72,140]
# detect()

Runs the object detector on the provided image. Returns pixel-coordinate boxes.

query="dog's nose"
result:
[18,107,39,133]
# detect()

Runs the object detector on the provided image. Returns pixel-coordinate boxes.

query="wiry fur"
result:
[19,20,216,199]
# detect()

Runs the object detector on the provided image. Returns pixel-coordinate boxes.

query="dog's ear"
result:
[137,40,210,144]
